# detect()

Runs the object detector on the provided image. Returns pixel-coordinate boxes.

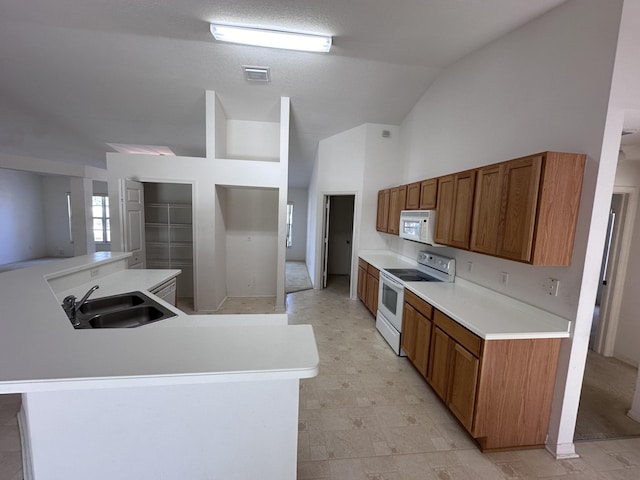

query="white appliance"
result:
[376,252,455,356]
[399,210,439,245]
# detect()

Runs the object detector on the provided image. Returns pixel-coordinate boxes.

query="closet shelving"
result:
[145,202,193,296]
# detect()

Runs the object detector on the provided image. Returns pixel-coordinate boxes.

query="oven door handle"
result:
[380,271,404,290]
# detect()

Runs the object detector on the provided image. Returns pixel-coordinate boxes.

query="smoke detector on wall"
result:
[242,66,271,82]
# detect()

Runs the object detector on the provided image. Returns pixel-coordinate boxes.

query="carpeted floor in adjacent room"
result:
[286,261,313,293]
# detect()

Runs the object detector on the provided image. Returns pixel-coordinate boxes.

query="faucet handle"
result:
[62,295,76,311]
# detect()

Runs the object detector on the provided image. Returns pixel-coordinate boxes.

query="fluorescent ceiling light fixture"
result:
[107,143,175,156]
[210,23,331,53]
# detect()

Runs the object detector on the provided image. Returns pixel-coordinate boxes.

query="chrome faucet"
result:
[62,285,99,326]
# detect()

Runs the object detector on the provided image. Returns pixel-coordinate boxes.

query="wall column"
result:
[69,177,95,256]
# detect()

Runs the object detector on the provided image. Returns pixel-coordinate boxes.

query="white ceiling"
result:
[0,0,585,187]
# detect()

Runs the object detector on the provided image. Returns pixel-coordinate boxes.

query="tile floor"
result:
[1,275,639,479]
[288,276,640,480]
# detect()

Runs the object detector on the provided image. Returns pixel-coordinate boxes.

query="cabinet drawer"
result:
[359,258,368,270]
[404,290,433,320]
[367,264,379,279]
[433,310,482,357]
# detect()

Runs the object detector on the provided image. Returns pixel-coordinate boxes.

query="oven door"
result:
[377,272,404,332]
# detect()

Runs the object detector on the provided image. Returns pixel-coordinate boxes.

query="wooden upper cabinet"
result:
[376,189,390,232]
[405,182,421,210]
[470,163,505,255]
[404,179,437,210]
[387,185,407,235]
[470,152,585,265]
[419,178,438,209]
[529,152,585,265]
[434,175,455,244]
[435,171,476,249]
[496,156,543,262]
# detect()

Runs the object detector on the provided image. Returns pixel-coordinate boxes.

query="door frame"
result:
[317,191,358,297]
[594,186,638,356]
[120,177,198,309]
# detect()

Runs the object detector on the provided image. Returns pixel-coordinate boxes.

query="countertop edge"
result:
[359,251,571,340]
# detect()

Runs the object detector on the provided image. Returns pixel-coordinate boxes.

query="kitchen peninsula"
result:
[0,252,319,480]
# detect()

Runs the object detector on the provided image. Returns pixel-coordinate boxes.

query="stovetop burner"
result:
[382,252,455,283]
[383,268,441,282]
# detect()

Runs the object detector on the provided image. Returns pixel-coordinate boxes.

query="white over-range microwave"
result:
[399,210,440,246]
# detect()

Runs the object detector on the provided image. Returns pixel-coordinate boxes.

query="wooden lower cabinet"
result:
[357,260,367,302]
[447,343,479,432]
[472,338,561,450]
[401,290,432,377]
[358,258,379,316]
[365,269,379,315]
[422,306,561,451]
[427,326,452,400]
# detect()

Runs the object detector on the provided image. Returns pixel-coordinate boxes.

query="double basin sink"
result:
[70,291,177,329]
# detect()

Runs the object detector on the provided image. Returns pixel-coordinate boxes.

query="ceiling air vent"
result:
[242,66,270,82]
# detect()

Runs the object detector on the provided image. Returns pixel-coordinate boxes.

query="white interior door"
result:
[322,196,330,288]
[121,179,146,269]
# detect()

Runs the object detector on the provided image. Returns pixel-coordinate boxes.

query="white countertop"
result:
[359,250,570,340]
[0,253,318,394]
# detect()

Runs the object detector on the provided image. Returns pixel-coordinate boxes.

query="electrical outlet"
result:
[467,261,473,273]
[545,278,560,296]
[500,272,509,286]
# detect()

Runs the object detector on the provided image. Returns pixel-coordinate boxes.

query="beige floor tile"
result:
[325,429,377,459]
[298,460,331,479]
[0,426,21,452]
[0,451,22,480]
[329,458,367,480]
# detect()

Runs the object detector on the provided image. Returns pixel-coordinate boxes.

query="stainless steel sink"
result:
[78,292,146,315]
[68,291,177,329]
[88,305,169,328]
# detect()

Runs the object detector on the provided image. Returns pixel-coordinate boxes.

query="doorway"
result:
[321,195,355,291]
[591,191,633,354]
[576,189,640,441]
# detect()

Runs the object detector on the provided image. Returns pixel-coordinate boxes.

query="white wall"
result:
[307,123,401,294]
[226,120,280,161]
[0,169,46,263]
[286,187,308,261]
[613,160,640,365]
[41,175,74,257]
[392,0,623,457]
[307,125,366,291]
[225,188,279,297]
[360,126,403,252]
[110,94,289,312]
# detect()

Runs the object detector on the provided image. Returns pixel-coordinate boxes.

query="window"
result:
[286,203,294,248]
[66,192,73,243]
[92,195,110,243]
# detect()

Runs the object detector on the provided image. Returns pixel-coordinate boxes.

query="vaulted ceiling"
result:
[0,0,595,187]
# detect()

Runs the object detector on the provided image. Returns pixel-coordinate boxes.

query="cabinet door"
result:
[419,178,438,209]
[427,326,453,401]
[449,171,476,249]
[447,343,479,432]
[388,186,407,235]
[414,312,432,377]
[357,265,367,302]
[365,273,379,314]
[496,156,542,262]
[435,172,476,249]
[406,182,421,210]
[376,189,390,232]
[401,303,418,360]
[434,175,455,245]
[470,164,504,255]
